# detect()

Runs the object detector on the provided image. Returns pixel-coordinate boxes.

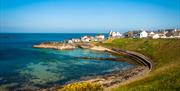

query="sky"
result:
[0,0,180,33]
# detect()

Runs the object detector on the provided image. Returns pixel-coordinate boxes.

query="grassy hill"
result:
[99,38,180,91]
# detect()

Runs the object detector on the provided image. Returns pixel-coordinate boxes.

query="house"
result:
[156,29,180,38]
[165,31,174,38]
[173,30,180,38]
[126,30,142,38]
[158,33,167,38]
[127,31,134,38]
[109,31,122,38]
[163,29,180,38]
[81,36,94,42]
[72,38,81,43]
[148,32,155,38]
[148,32,159,39]
[152,34,160,39]
[139,31,148,38]
[156,30,167,38]
[95,34,105,41]
[67,40,73,44]
[148,32,157,39]
[149,32,155,36]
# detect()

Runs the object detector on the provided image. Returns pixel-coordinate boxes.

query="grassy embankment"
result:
[98,38,180,91]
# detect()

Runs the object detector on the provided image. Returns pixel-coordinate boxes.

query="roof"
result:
[165,32,174,37]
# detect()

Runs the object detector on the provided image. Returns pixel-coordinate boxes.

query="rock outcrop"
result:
[77,43,94,49]
[33,42,76,50]
[33,42,96,50]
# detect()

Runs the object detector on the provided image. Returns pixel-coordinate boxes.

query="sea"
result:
[0,33,133,90]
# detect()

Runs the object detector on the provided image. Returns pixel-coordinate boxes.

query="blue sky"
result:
[0,0,180,33]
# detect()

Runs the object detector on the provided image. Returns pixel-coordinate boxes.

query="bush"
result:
[59,82,104,91]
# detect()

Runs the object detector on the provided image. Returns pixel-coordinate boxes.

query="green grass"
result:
[98,38,180,91]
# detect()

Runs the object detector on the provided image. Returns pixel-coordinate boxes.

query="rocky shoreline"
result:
[83,66,148,89]
[33,42,94,50]
[74,46,152,91]
[84,47,152,90]
[33,42,76,50]
[33,42,152,91]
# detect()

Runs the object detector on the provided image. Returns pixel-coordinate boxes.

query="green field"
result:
[99,38,180,91]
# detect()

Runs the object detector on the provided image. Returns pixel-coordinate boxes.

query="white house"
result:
[95,34,105,41]
[67,40,73,44]
[149,32,155,36]
[109,31,122,38]
[148,32,159,39]
[158,31,167,38]
[152,34,160,39]
[72,38,81,43]
[140,31,148,38]
[81,36,94,42]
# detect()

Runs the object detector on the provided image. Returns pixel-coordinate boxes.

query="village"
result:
[33,28,180,50]
[66,28,180,44]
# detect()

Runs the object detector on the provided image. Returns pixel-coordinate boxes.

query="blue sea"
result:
[0,33,133,90]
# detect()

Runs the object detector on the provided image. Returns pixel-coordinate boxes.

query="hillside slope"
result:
[99,38,180,91]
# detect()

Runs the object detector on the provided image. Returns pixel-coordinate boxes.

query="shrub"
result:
[59,82,104,91]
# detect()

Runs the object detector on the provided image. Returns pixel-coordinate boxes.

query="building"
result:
[173,29,180,38]
[149,32,155,36]
[95,34,105,41]
[72,38,81,43]
[67,40,73,44]
[125,29,180,39]
[158,33,167,38]
[109,31,122,38]
[165,31,174,38]
[127,31,134,38]
[139,31,148,38]
[152,34,160,39]
[126,30,142,38]
[156,29,180,38]
[148,32,159,39]
[81,36,94,42]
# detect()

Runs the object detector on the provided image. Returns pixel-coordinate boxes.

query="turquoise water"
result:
[0,33,133,90]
